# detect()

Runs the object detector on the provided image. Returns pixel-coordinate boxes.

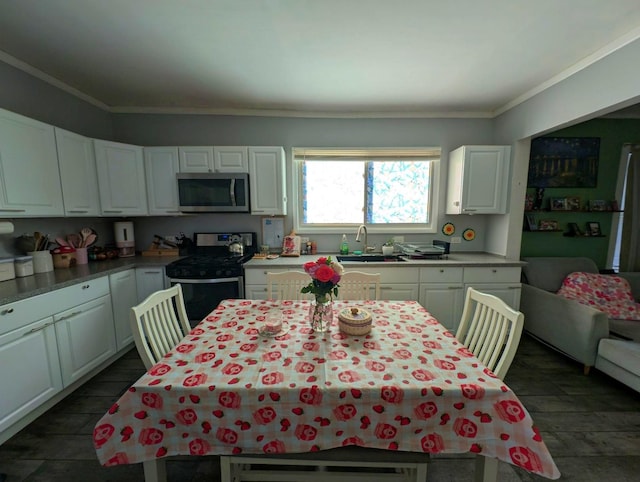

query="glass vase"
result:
[309,297,333,332]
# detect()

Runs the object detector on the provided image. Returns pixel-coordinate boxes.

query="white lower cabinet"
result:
[110,269,138,350]
[463,267,521,310]
[136,267,167,302]
[55,294,116,386]
[0,316,62,433]
[418,267,465,332]
[379,283,419,300]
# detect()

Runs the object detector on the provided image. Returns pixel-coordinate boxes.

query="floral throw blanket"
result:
[557,271,640,321]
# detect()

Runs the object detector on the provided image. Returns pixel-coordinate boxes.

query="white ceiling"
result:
[2,0,640,117]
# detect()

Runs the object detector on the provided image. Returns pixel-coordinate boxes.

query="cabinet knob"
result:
[1,308,14,315]
[492,269,497,273]
[439,269,444,273]
[82,284,90,289]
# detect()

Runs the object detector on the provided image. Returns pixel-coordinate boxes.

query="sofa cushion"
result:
[522,257,599,292]
[557,272,640,321]
[597,339,640,378]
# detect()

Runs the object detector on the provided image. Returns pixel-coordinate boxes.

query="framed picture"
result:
[587,221,602,236]
[567,222,583,236]
[550,197,568,211]
[527,137,600,188]
[566,196,581,211]
[525,214,537,231]
[539,219,558,231]
[589,199,607,212]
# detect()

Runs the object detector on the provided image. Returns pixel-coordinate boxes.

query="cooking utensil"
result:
[56,237,69,247]
[80,227,92,247]
[83,233,97,247]
[67,233,81,248]
[228,241,244,255]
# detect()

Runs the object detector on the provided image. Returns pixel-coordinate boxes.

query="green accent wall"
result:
[520,118,640,268]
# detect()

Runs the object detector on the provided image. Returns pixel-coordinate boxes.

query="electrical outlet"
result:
[393,236,404,243]
[450,237,462,244]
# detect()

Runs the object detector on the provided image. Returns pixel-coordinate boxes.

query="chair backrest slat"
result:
[267,271,313,300]
[338,271,381,300]
[130,284,192,370]
[456,287,524,379]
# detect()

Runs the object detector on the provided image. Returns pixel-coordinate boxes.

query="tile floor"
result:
[1,334,639,481]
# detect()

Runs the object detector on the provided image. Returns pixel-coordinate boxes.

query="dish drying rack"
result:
[395,240,450,259]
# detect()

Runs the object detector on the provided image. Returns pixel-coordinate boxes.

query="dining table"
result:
[93,299,560,481]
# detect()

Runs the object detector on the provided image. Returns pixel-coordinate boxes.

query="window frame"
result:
[292,148,441,235]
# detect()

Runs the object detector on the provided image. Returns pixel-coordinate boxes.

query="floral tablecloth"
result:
[93,299,560,479]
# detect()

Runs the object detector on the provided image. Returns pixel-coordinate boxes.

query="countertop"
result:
[244,252,525,268]
[0,256,180,306]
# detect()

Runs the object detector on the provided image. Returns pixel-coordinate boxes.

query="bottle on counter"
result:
[340,234,349,255]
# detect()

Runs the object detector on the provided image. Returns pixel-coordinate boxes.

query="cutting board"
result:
[281,234,301,257]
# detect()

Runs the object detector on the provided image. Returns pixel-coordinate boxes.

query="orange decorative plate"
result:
[462,228,475,241]
[442,223,455,236]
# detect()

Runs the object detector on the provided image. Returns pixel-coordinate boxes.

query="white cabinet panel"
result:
[0,317,62,433]
[55,127,101,216]
[94,139,148,216]
[110,269,138,350]
[463,283,521,311]
[446,145,511,214]
[379,283,419,301]
[54,294,116,387]
[249,147,287,215]
[136,267,166,303]
[419,284,464,332]
[179,146,214,172]
[214,146,249,172]
[0,108,64,216]
[144,147,181,215]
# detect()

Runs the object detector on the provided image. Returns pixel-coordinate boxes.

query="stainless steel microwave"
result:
[177,172,250,213]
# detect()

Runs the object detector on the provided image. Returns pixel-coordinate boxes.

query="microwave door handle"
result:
[229,178,237,206]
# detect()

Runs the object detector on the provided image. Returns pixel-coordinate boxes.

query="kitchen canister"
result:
[0,257,16,282]
[14,255,34,277]
[50,246,77,269]
[28,250,54,273]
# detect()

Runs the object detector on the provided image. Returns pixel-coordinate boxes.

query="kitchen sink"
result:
[337,254,406,262]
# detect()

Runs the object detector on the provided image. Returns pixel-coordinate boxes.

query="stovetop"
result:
[165,232,257,279]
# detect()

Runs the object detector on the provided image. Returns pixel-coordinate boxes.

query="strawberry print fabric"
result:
[557,272,640,321]
[93,299,560,479]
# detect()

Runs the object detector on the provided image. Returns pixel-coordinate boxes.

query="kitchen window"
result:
[292,148,440,233]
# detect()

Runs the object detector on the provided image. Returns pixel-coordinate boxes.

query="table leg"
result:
[143,459,167,482]
[475,455,498,482]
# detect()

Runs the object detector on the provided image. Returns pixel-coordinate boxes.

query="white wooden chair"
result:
[455,288,525,482]
[339,271,381,300]
[456,287,525,379]
[267,271,314,300]
[130,284,191,370]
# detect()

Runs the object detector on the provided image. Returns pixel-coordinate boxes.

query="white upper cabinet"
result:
[94,139,148,216]
[144,147,181,215]
[214,146,249,172]
[178,146,214,172]
[446,145,511,214]
[55,127,101,217]
[0,108,64,217]
[248,146,287,215]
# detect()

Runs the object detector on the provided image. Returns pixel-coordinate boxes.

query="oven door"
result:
[169,276,244,326]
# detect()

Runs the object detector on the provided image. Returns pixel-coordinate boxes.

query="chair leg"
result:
[143,459,166,482]
[474,455,498,482]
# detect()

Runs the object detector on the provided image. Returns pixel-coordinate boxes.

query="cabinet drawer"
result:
[244,268,294,285]
[463,267,521,283]
[420,267,463,283]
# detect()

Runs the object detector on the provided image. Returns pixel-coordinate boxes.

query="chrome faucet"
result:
[355,225,375,253]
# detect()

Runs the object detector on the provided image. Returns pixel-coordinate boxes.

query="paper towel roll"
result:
[0,222,14,234]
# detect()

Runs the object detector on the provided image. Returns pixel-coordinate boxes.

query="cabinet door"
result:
[55,127,101,216]
[419,284,465,332]
[464,283,521,311]
[94,140,148,216]
[144,147,181,215]
[54,295,116,387]
[214,146,249,172]
[179,146,214,172]
[379,283,419,301]
[245,285,269,300]
[0,108,64,216]
[446,146,510,214]
[110,269,138,350]
[249,147,287,215]
[136,267,166,303]
[0,317,62,433]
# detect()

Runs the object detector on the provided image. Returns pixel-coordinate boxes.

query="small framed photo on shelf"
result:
[539,219,558,231]
[525,214,537,231]
[567,222,583,236]
[550,197,568,211]
[566,196,581,211]
[587,221,602,236]
[589,200,607,212]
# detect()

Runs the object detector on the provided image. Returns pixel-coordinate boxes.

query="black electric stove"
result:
[165,232,257,323]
